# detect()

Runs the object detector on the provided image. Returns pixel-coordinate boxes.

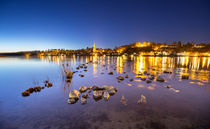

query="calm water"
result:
[0,56,210,129]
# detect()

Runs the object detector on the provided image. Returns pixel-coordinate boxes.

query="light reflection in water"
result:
[37,55,210,83]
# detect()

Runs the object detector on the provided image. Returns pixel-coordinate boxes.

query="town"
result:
[1,41,209,57]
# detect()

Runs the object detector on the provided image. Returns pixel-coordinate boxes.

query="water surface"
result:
[0,56,210,129]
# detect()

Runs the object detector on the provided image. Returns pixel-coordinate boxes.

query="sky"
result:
[0,0,210,52]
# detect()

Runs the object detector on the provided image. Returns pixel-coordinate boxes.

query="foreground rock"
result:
[68,90,80,104]
[79,86,87,93]
[103,91,110,101]
[93,90,103,100]
[82,94,88,98]
[92,86,105,91]
[81,97,87,104]
[108,88,118,96]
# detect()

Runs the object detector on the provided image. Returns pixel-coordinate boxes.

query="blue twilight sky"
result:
[0,0,210,52]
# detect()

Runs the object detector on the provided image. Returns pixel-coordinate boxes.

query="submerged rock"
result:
[156,77,165,82]
[103,91,110,101]
[120,96,127,106]
[108,72,113,75]
[137,94,147,104]
[79,86,87,93]
[125,75,129,78]
[129,79,133,81]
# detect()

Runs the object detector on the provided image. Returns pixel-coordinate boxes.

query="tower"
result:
[93,41,96,52]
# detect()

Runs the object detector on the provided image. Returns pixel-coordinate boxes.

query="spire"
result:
[93,41,96,52]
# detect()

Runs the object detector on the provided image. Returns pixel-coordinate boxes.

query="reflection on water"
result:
[0,55,210,129]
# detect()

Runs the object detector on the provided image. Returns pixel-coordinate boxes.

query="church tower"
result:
[93,41,96,53]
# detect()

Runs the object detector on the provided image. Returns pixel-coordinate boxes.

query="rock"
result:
[84,66,87,69]
[79,74,84,77]
[41,87,44,89]
[76,67,79,70]
[156,77,165,82]
[44,80,49,83]
[79,86,87,93]
[137,94,146,104]
[182,75,189,79]
[68,98,77,104]
[103,85,114,90]
[81,97,87,104]
[82,94,88,98]
[103,91,110,101]
[48,83,53,87]
[148,76,154,80]
[80,66,84,68]
[27,88,34,93]
[84,69,87,72]
[93,90,103,100]
[129,79,133,81]
[125,75,129,78]
[141,78,146,81]
[69,90,80,100]
[118,80,121,83]
[22,91,30,96]
[108,88,117,96]
[123,72,126,74]
[108,72,113,75]
[34,86,41,92]
[163,71,172,74]
[146,80,152,83]
[87,86,92,90]
[166,85,171,88]
[117,76,124,80]
[92,86,105,91]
